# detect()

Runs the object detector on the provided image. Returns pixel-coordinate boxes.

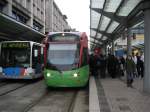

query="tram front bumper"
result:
[44,73,88,87]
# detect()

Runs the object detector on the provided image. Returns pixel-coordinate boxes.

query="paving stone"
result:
[97,77,150,112]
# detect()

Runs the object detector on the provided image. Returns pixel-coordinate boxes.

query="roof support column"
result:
[101,46,106,55]
[105,45,107,55]
[111,40,115,55]
[143,9,150,93]
[127,30,132,56]
[107,44,111,54]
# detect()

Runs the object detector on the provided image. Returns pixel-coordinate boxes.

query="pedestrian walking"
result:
[125,55,136,87]
[99,54,106,78]
[107,55,118,78]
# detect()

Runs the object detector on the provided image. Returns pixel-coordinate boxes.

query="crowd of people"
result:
[89,52,144,87]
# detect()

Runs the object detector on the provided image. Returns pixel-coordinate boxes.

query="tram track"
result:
[0,82,88,112]
[0,79,42,97]
[22,90,49,112]
[22,88,79,112]
[0,82,9,87]
[67,91,78,112]
[0,78,43,97]
[0,83,29,96]
[0,80,10,87]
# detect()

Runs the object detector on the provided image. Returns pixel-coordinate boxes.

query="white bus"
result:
[0,41,44,79]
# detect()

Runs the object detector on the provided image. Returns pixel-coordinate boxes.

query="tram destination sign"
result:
[2,42,30,48]
[50,34,79,42]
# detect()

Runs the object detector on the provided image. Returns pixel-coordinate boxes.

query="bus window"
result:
[0,43,30,68]
[32,45,41,67]
[32,44,43,73]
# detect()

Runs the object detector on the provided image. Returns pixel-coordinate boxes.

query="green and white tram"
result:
[43,32,89,87]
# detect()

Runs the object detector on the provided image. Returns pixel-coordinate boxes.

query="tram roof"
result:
[90,0,146,50]
[0,12,45,42]
[48,32,87,36]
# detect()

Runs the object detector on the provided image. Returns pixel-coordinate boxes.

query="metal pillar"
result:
[105,45,107,55]
[101,46,106,55]
[111,40,115,55]
[143,9,150,93]
[127,30,132,56]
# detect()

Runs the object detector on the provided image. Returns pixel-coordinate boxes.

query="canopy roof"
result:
[90,0,147,49]
[0,12,45,42]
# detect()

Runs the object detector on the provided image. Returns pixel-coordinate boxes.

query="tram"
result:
[0,41,44,79]
[43,32,89,87]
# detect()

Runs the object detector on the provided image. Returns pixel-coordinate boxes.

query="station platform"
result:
[89,76,150,112]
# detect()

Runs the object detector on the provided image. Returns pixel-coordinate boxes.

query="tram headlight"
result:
[73,73,78,77]
[47,73,51,77]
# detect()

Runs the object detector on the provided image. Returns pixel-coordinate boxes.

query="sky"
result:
[54,0,90,37]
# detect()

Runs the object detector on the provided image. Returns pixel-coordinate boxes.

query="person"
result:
[136,56,141,77]
[99,54,106,78]
[89,53,94,75]
[117,56,124,77]
[107,54,118,78]
[132,52,138,77]
[136,55,144,78]
[140,52,144,78]
[90,53,100,77]
[125,55,136,87]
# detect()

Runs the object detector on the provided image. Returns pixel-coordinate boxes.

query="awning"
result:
[90,0,146,49]
[0,12,45,42]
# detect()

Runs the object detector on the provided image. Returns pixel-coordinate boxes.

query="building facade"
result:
[0,0,70,34]
[45,0,70,32]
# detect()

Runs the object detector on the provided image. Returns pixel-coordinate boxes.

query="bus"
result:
[0,41,44,79]
[43,32,89,87]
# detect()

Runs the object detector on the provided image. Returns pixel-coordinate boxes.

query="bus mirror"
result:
[34,50,38,57]
[0,67,2,73]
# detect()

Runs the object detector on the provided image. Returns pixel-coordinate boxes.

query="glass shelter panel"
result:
[107,21,119,33]
[117,0,141,16]
[91,0,105,9]
[104,0,122,12]
[102,36,108,40]
[91,10,101,29]
[99,16,111,31]
[97,33,102,39]
[90,30,96,37]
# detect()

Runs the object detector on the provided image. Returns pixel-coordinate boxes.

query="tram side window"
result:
[81,48,88,66]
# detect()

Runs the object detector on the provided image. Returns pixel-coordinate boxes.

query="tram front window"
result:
[0,48,30,68]
[47,44,79,71]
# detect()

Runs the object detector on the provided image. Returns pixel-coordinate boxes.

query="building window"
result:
[33,20,43,31]
[12,9,28,24]
[0,4,3,11]
[0,0,7,12]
